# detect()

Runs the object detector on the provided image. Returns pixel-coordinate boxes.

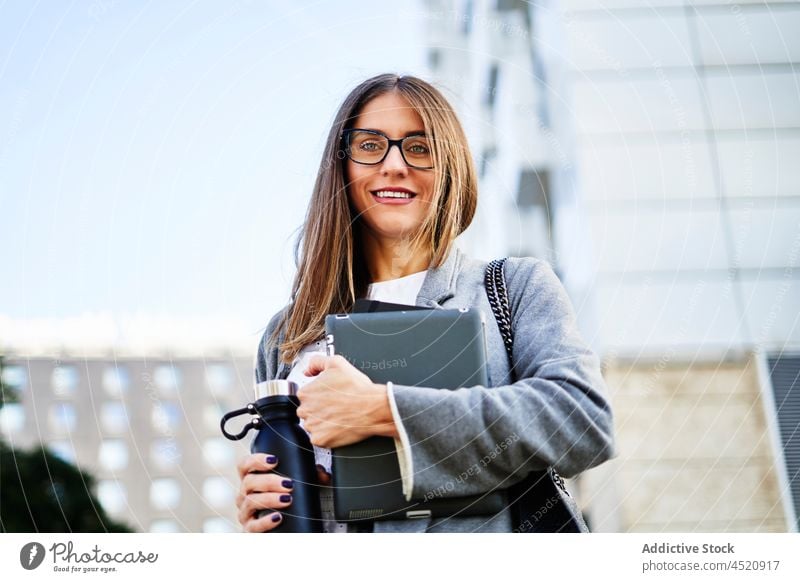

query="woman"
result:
[236,73,615,533]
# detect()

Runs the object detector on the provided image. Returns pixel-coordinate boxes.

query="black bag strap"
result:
[484,259,514,360]
[484,258,589,533]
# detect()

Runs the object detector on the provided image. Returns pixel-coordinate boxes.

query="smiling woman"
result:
[343,91,440,278]
[237,74,615,534]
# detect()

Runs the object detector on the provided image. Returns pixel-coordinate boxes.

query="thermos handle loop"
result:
[220,403,259,441]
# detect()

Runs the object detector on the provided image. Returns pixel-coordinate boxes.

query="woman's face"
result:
[344,91,436,244]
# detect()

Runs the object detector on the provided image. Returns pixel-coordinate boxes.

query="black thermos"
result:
[221,379,322,533]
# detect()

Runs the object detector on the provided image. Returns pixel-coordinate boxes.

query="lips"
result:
[370,188,417,205]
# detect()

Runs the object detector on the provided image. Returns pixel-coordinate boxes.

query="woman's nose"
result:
[380,143,409,175]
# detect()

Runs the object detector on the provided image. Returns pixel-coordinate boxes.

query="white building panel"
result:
[573,74,706,133]
[578,137,716,201]
[717,135,800,199]
[695,6,800,66]
[589,208,730,271]
[704,71,800,130]
[596,277,745,353]
[566,12,693,71]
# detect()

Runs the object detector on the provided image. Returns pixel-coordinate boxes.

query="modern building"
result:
[422,0,799,532]
[1,352,252,532]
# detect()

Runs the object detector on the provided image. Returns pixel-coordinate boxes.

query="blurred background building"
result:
[422,0,799,532]
[1,352,252,532]
[1,0,798,532]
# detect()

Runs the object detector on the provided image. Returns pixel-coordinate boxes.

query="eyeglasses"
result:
[341,129,434,170]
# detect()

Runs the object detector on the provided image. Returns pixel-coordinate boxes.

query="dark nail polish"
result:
[282,479,294,489]
[266,455,277,464]
[279,494,292,503]
[271,513,281,522]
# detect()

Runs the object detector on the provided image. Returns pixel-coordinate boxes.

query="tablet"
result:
[325,307,505,522]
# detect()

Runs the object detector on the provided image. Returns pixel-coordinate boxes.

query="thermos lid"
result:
[254,379,299,399]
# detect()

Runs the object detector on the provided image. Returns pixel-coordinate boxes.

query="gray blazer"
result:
[255,247,615,532]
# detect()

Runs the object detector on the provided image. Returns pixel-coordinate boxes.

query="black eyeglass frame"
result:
[340,128,435,170]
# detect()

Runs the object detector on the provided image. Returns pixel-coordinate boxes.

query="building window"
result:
[1,364,28,393]
[52,365,78,398]
[151,402,181,434]
[428,48,441,70]
[47,441,76,464]
[97,481,127,515]
[206,364,233,397]
[203,477,234,509]
[516,168,550,209]
[461,0,473,35]
[153,365,182,397]
[204,404,226,432]
[202,518,236,533]
[485,64,499,110]
[0,403,25,435]
[203,438,234,470]
[151,439,182,471]
[100,402,129,434]
[103,366,130,398]
[767,354,800,530]
[49,403,77,434]
[150,479,181,511]
[511,168,554,260]
[480,147,497,179]
[149,519,181,533]
[98,440,129,472]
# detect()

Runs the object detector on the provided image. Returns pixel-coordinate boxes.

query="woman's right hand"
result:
[235,454,295,532]
[235,454,332,533]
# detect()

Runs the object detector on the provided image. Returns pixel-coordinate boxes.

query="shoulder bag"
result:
[484,258,590,533]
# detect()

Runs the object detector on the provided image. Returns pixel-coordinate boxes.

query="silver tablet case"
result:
[325,307,505,522]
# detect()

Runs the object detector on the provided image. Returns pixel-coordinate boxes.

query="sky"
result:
[0,0,430,351]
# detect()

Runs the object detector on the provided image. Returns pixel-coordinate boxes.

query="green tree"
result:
[0,356,132,532]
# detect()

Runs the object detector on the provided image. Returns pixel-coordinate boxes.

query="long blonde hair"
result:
[272,74,478,364]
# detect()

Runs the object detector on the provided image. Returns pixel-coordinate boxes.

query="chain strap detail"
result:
[485,257,571,499]
[484,259,513,360]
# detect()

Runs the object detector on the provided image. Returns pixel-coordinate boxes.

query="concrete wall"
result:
[586,354,788,531]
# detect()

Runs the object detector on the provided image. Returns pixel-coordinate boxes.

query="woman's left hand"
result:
[298,354,398,448]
